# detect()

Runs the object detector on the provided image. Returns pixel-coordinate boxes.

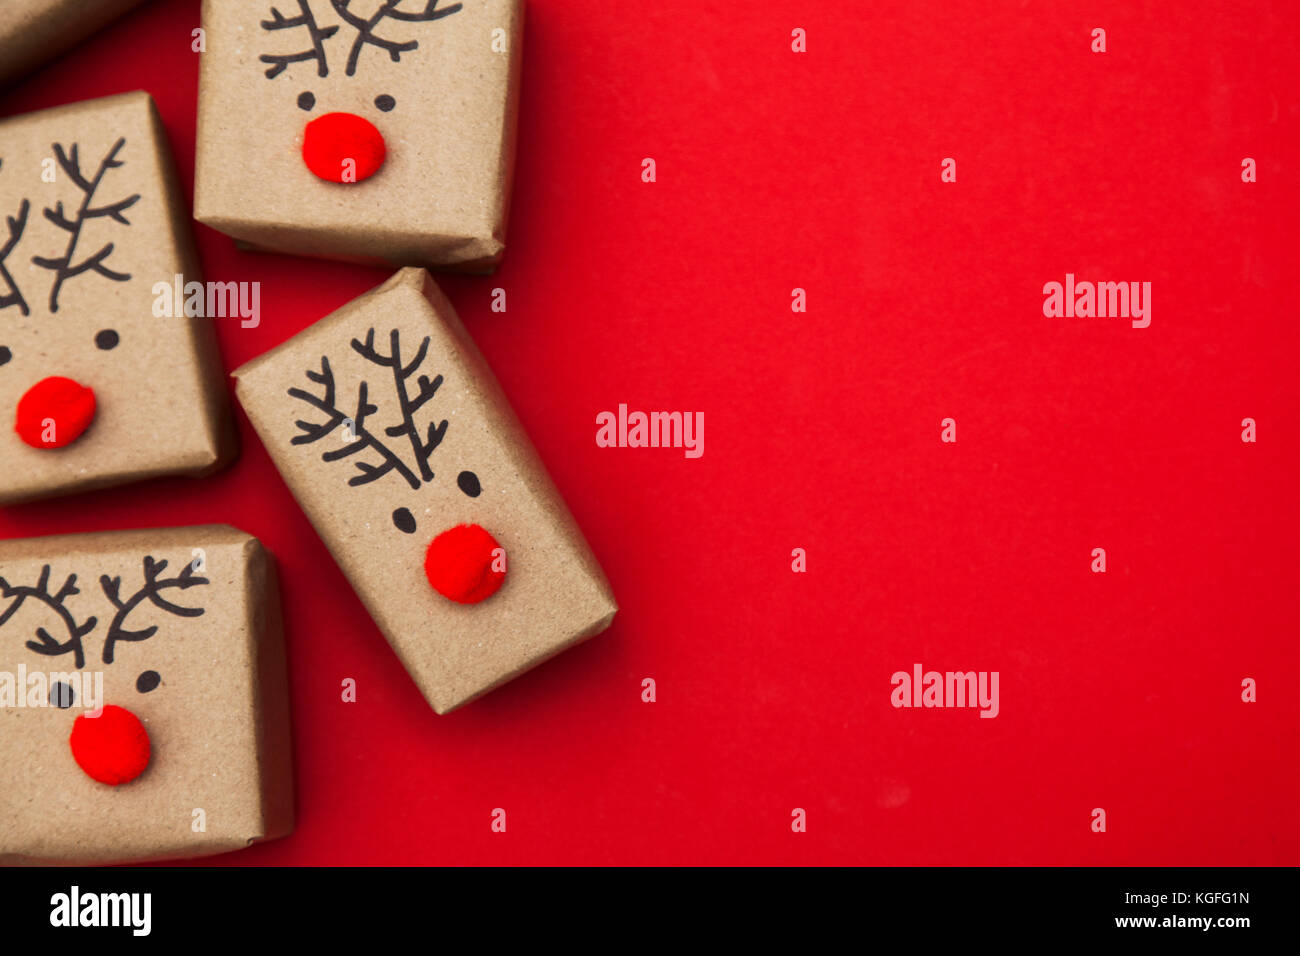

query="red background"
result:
[1,0,1296,865]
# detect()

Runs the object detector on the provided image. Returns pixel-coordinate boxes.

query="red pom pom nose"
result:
[69,704,151,786]
[302,112,386,183]
[424,523,507,604]
[14,376,96,448]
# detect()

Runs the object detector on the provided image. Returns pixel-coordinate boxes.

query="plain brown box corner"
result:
[0,91,235,505]
[194,0,524,272]
[234,267,617,715]
[0,525,293,865]
[0,0,148,88]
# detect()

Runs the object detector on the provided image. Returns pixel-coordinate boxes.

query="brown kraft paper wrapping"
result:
[0,525,294,866]
[0,0,148,88]
[0,91,235,505]
[233,268,616,714]
[195,0,524,273]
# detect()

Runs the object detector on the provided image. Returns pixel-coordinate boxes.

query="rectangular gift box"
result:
[0,526,293,866]
[194,0,524,272]
[0,91,235,505]
[233,267,616,713]
[0,0,147,87]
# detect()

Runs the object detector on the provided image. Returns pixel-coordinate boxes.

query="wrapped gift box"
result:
[195,0,524,272]
[0,526,293,865]
[234,267,616,713]
[0,91,235,505]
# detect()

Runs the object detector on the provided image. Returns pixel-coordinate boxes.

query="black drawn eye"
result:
[49,681,76,709]
[0,346,11,367]
[298,91,316,111]
[136,670,161,694]
[457,471,481,498]
[375,94,395,112]
[392,507,417,534]
[95,329,119,350]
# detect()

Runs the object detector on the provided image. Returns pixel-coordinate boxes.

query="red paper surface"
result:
[1,0,1296,865]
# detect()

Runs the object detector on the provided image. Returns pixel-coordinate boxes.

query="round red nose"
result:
[302,112,386,183]
[15,376,96,449]
[424,523,507,604]
[69,704,151,786]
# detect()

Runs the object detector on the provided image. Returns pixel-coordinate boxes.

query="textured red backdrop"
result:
[1,0,1296,865]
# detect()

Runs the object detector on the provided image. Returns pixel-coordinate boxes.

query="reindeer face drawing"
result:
[0,527,293,865]
[0,555,208,785]
[288,323,506,604]
[195,0,523,270]
[234,269,617,714]
[0,92,231,505]
[261,0,463,185]
[1,135,139,452]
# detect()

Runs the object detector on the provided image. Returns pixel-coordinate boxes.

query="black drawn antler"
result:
[351,327,447,484]
[289,354,423,489]
[331,0,463,77]
[31,138,140,313]
[261,0,339,78]
[99,556,208,665]
[0,196,30,316]
[0,566,98,670]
